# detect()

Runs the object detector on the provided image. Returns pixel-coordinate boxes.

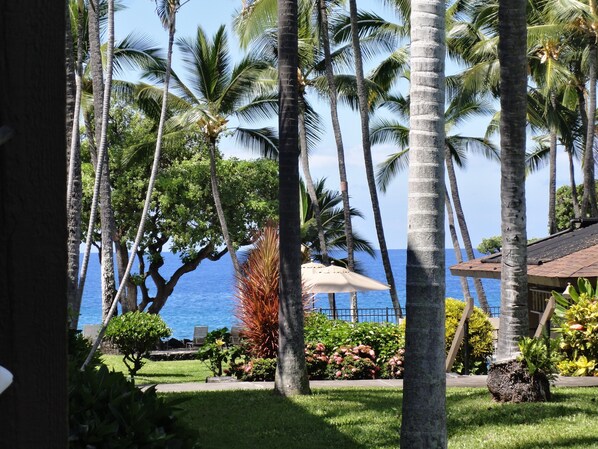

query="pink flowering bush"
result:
[305,342,330,379]
[381,348,406,379]
[227,357,276,381]
[325,345,379,380]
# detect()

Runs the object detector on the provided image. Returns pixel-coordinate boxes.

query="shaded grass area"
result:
[164,388,598,449]
[102,354,211,385]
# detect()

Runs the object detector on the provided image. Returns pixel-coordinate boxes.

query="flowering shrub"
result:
[304,313,404,365]
[325,345,379,380]
[305,342,329,379]
[381,349,405,379]
[197,328,243,377]
[228,357,276,381]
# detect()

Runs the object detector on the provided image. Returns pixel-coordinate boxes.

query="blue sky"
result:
[114,0,577,249]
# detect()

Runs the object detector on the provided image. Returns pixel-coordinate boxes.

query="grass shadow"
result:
[165,389,374,449]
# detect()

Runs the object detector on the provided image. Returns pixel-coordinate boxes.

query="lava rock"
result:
[487,359,551,403]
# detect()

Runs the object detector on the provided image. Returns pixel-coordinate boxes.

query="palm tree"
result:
[495,0,529,361]
[374,92,497,313]
[146,25,278,276]
[79,0,117,320]
[300,178,375,263]
[82,0,182,369]
[66,0,84,327]
[275,0,311,396]
[400,0,447,445]
[345,0,403,320]
[235,0,358,316]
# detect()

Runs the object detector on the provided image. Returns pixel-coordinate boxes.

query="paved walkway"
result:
[152,374,598,393]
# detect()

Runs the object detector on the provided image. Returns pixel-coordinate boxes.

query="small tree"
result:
[105,311,171,379]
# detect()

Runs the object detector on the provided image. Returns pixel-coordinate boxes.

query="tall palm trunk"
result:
[208,138,241,275]
[547,92,559,234]
[400,0,446,444]
[275,0,310,396]
[83,2,178,368]
[298,98,330,267]
[548,130,558,234]
[346,0,402,319]
[445,151,489,312]
[582,35,598,218]
[66,0,83,328]
[495,0,528,361]
[567,145,581,218]
[79,0,118,320]
[318,0,357,319]
[445,189,473,303]
[298,99,335,311]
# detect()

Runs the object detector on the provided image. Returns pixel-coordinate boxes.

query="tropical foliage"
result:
[553,278,598,376]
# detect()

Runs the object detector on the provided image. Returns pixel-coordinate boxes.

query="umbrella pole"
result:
[332,293,337,320]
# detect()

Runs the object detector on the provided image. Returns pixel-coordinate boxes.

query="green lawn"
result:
[164,388,598,449]
[101,354,212,384]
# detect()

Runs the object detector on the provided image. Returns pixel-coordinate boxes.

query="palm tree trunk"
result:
[445,189,473,304]
[400,0,447,444]
[320,0,356,319]
[548,130,558,234]
[83,5,178,368]
[298,100,335,310]
[81,0,117,320]
[65,0,83,328]
[495,0,529,361]
[445,150,489,313]
[582,30,598,218]
[547,92,559,234]
[208,138,241,275]
[298,100,329,266]
[567,145,581,219]
[346,0,402,319]
[275,0,310,396]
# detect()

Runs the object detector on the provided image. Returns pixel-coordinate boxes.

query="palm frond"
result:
[376,149,410,193]
[233,127,278,159]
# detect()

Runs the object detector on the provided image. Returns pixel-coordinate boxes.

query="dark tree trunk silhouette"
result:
[0,2,68,444]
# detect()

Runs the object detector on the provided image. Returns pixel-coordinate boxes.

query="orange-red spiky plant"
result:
[235,225,281,358]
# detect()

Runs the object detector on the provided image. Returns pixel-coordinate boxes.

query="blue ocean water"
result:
[78,250,500,340]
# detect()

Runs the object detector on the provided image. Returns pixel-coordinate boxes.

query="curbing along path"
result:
[148,374,598,393]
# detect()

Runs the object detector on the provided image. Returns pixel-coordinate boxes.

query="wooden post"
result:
[446,297,474,372]
[534,296,556,338]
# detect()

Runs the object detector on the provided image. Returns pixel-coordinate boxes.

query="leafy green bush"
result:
[68,329,193,448]
[304,313,404,364]
[518,336,560,380]
[69,329,102,371]
[104,311,171,379]
[444,298,494,374]
[326,345,379,380]
[197,328,243,376]
[553,278,598,376]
